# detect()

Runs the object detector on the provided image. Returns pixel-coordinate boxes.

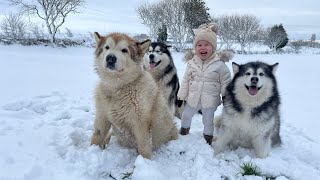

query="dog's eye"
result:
[122,49,128,53]
[156,50,162,54]
[105,46,109,50]
[259,73,264,76]
[246,72,251,76]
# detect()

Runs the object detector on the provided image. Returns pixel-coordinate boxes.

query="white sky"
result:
[0,0,319,39]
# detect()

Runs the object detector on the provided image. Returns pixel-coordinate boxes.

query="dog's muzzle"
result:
[149,54,155,60]
[148,53,161,69]
[106,54,116,70]
[245,77,262,95]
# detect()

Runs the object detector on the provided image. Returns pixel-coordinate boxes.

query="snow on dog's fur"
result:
[143,42,179,117]
[214,61,281,158]
[90,32,178,159]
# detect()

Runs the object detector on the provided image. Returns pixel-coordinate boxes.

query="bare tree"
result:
[8,0,85,44]
[216,15,235,50]
[231,14,261,54]
[30,23,47,39]
[160,0,190,51]
[0,13,28,41]
[290,40,304,53]
[136,3,162,41]
[137,0,199,51]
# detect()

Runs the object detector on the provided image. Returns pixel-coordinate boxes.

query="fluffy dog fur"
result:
[90,32,178,159]
[143,42,180,117]
[214,61,281,158]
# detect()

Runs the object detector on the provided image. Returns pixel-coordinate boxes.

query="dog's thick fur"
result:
[90,32,178,159]
[214,61,281,158]
[143,42,180,117]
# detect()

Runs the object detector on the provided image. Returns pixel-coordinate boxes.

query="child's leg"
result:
[181,103,199,129]
[201,106,217,136]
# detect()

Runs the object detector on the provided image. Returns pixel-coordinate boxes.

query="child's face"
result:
[195,40,213,60]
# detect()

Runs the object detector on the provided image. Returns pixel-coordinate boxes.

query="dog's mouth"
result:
[245,85,262,95]
[106,63,116,70]
[149,60,161,69]
[105,64,124,73]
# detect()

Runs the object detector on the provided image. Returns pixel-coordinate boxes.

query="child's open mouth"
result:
[200,52,207,56]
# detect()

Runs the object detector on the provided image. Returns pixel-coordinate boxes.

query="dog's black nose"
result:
[251,77,259,83]
[149,54,155,60]
[106,54,117,64]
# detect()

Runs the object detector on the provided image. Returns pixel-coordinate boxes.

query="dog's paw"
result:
[91,134,106,149]
[255,149,269,159]
[213,146,223,155]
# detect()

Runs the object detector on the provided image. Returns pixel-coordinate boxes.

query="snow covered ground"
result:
[0,44,320,180]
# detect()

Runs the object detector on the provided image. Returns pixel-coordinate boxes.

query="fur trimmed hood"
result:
[183,49,234,63]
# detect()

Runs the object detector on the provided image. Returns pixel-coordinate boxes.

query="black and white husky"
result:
[214,61,281,158]
[143,42,180,116]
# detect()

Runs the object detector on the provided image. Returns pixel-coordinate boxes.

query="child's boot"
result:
[203,134,213,145]
[179,127,190,135]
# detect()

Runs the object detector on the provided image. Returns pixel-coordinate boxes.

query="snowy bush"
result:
[290,40,304,53]
[0,13,28,43]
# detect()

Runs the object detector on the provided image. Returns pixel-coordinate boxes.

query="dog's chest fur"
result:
[113,86,145,141]
[100,78,151,147]
[223,107,275,144]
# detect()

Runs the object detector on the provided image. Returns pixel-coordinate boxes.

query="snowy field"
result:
[1,44,320,180]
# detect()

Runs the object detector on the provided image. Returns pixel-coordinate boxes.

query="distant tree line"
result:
[136,0,319,53]
[0,0,319,53]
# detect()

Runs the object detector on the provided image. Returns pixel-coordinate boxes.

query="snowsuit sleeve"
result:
[219,63,231,97]
[177,63,190,100]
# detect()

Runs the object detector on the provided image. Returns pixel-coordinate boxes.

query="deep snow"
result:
[0,44,320,180]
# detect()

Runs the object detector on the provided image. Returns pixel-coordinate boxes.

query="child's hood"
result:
[183,49,234,63]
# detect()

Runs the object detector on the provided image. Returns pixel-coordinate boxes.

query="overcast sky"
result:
[0,0,319,39]
[205,0,320,39]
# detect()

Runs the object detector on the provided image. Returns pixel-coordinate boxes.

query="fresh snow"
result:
[0,44,320,180]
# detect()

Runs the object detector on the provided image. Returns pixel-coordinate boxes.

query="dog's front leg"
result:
[252,135,271,158]
[91,113,111,149]
[214,128,233,155]
[133,122,152,159]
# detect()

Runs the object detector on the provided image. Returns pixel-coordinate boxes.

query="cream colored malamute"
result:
[90,32,178,159]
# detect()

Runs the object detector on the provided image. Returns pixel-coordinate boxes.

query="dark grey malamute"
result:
[214,61,281,158]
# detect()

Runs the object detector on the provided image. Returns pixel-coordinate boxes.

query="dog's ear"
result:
[271,63,279,74]
[137,39,151,54]
[232,62,240,75]
[93,32,101,43]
